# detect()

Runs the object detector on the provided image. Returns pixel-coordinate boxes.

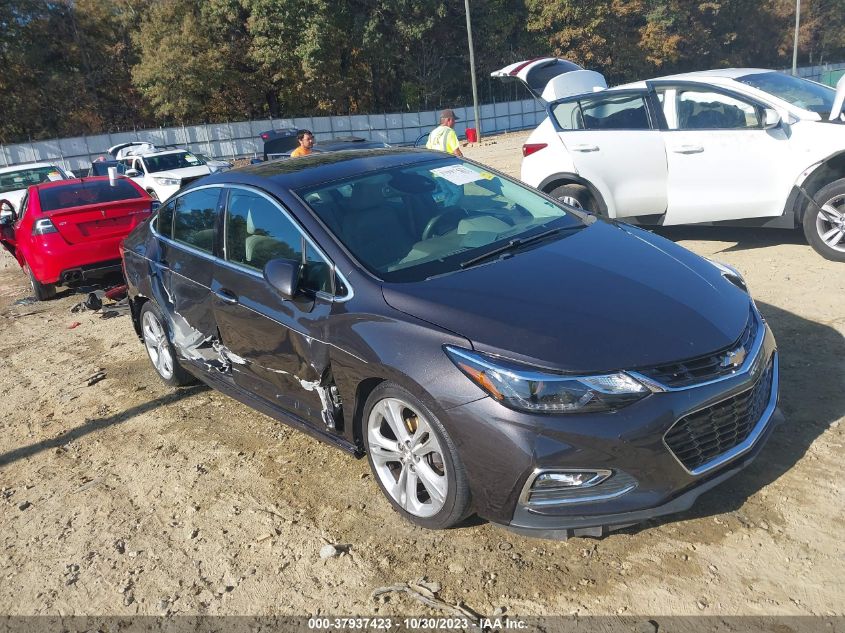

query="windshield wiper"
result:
[459,226,573,269]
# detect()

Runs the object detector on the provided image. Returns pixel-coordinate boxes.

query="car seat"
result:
[340,181,415,269]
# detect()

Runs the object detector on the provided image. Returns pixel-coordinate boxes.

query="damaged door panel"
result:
[152,187,226,374]
[210,186,343,430]
[211,261,338,428]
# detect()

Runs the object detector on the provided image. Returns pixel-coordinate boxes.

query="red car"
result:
[0,176,155,300]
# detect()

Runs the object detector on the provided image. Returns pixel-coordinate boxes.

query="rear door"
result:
[151,186,224,370]
[550,91,668,217]
[37,179,153,244]
[211,185,338,428]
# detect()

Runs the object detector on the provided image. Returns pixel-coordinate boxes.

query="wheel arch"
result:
[791,150,845,224]
[537,173,610,216]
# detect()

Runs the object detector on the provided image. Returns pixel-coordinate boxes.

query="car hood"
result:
[381,221,751,373]
[151,166,211,180]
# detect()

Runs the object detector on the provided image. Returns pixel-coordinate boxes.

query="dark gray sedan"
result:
[121,148,780,538]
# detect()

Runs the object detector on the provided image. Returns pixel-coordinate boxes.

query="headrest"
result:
[246,208,256,234]
[347,182,384,213]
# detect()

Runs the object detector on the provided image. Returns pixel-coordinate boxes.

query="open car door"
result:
[491,58,607,103]
[0,198,18,259]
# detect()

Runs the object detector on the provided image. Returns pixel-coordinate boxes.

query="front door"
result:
[654,84,795,224]
[210,186,337,427]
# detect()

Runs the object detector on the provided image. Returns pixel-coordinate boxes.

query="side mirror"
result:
[125,169,141,177]
[763,108,781,129]
[150,200,161,213]
[263,258,300,299]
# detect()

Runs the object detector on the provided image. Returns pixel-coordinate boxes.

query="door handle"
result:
[214,288,239,305]
[570,144,600,152]
[671,144,704,154]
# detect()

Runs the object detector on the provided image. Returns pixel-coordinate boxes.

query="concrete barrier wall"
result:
[0,99,544,174]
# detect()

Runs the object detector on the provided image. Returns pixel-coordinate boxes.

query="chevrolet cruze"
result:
[122,149,780,538]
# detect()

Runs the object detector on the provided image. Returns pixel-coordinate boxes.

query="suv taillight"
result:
[32,218,58,235]
[522,143,548,157]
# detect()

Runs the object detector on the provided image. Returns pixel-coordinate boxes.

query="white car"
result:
[0,162,74,215]
[110,143,212,201]
[493,58,845,261]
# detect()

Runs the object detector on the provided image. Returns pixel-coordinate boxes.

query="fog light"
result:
[533,470,611,489]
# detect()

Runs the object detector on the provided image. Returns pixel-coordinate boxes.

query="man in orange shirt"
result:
[290,130,315,157]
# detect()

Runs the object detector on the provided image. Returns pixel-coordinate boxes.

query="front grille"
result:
[664,356,774,472]
[638,308,758,388]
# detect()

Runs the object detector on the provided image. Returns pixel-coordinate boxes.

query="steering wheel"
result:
[421,207,469,240]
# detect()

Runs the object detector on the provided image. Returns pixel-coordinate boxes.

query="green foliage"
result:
[1,0,844,143]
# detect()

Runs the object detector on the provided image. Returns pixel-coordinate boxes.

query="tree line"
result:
[1,0,843,144]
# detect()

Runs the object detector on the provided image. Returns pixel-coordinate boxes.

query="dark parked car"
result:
[260,128,389,160]
[122,149,780,538]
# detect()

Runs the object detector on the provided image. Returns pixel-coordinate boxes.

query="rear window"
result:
[39,179,143,211]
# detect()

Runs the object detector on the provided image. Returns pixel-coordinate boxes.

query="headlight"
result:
[445,346,650,414]
[153,177,180,186]
[706,258,747,292]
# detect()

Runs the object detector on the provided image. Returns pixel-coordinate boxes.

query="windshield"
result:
[298,158,584,282]
[736,71,835,114]
[0,166,65,194]
[144,152,203,173]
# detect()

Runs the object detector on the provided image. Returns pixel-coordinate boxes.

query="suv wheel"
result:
[146,189,159,201]
[140,302,195,386]
[23,260,56,301]
[803,178,845,262]
[363,383,471,529]
[549,183,594,212]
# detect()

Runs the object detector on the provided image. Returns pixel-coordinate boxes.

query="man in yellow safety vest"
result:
[426,109,463,157]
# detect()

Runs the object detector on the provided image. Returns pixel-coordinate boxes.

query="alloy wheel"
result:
[816,194,845,253]
[366,397,448,518]
[142,310,174,380]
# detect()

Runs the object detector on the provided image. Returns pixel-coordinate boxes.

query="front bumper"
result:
[442,319,779,537]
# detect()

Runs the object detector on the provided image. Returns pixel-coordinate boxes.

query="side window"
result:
[551,101,585,130]
[173,188,220,253]
[155,199,175,238]
[578,94,651,130]
[134,158,145,173]
[674,89,761,130]
[225,189,332,293]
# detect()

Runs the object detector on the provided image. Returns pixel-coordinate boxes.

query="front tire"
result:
[140,302,195,387]
[549,183,595,212]
[803,178,845,262]
[363,383,471,529]
[23,261,56,301]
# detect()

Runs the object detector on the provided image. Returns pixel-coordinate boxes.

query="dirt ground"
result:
[0,132,843,620]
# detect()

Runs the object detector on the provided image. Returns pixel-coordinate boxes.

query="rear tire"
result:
[549,183,595,212]
[363,383,471,530]
[23,261,56,301]
[803,178,845,262]
[139,301,195,387]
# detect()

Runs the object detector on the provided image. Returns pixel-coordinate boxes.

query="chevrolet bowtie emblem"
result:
[720,347,746,369]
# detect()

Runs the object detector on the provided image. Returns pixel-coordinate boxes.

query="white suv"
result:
[0,162,74,214]
[493,58,845,261]
[110,143,212,201]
